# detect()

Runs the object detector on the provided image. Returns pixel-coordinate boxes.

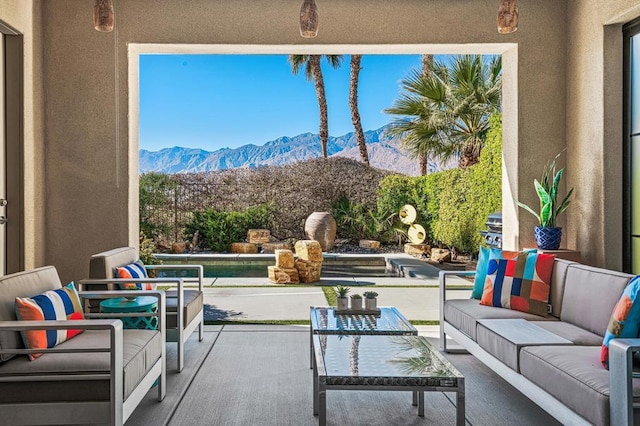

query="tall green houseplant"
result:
[515,151,574,249]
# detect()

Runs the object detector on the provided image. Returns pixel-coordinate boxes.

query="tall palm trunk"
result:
[349,55,369,165]
[418,54,434,176]
[310,55,329,158]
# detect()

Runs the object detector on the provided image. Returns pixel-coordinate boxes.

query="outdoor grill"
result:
[480,212,502,249]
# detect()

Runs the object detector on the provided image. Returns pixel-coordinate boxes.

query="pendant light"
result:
[300,0,319,38]
[497,0,518,34]
[94,0,115,32]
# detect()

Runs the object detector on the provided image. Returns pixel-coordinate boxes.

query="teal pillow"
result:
[471,248,536,299]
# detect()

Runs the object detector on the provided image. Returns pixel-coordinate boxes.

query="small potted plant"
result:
[350,293,363,310]
[363,291,378,310]
[335,285,350,310]
[515,150,574,250]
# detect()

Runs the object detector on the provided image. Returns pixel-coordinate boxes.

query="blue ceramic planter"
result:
[534,226,562,250]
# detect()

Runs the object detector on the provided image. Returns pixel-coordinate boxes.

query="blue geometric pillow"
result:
[471,248,536,299]
[601,276,640,369]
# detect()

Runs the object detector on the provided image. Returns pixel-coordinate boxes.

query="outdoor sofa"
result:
[440,257,640,425]
[0,266,166,425]
[82,247,204,372]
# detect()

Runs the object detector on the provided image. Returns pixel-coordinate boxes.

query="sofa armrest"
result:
[609,338,640,426]
[439,270,475,352]
[145,264,204,292]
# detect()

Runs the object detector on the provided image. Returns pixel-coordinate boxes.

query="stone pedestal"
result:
[404,243,431,256]
[295,240,323,262]
[231,242,258,254]
[275,249,295,269]
[248,229,271,244]
[295,259,322,283]
[268,266,299,284]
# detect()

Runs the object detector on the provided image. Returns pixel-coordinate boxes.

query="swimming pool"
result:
[153,254,394,278]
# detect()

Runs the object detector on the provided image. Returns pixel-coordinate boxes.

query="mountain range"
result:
[140,125,448,176]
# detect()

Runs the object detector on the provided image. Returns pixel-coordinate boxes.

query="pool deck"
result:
[178,253,475,323]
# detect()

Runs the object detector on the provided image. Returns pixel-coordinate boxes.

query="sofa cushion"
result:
[0,267,63,363]
[14,282,85,360]
[519,345,640,426]
[166,289,204,329]
[561,264,633,336]
[115,260,155,290]
[444,299,556,341]
[530,321,603,346]
[548,258,575,318]
[0,329,162,401]
[601,276,640,368]
[471,248,531,299]
[481,251,554,316]
[476,319,572,372]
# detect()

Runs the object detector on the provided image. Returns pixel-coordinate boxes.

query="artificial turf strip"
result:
[322,286,337,306]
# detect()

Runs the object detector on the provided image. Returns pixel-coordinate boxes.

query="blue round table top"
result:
[100,295,158,313]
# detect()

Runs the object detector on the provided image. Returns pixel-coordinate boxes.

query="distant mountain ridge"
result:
[140,125,447,176]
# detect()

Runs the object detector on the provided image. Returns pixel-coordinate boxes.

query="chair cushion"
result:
[0,267,63,363]
[115,260,155,290]
[0,329,162,401]
[520,345,640,426]
[481,251,554,316]
[529,321,603,346]
[14,282,85,360]
[443,299,555,341]
[601,276,640,368]
[165,290,203,329]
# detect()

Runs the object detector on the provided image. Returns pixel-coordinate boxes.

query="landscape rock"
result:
[275,249,295,269]
[431,248,452,263]
[267,266,300,284]
[171,242,187,254]
[261,242,292,254]
[295,259,322,283]
[231,242,258,254]
[404,243,431,257]
[359,240,381,250]
[294,240,323,262]
[247,229,271,244]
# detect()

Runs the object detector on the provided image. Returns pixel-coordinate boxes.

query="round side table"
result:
[100,296,158,330]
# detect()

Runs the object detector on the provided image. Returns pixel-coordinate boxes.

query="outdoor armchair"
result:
[83,247,204,372]
[0,266,166,426]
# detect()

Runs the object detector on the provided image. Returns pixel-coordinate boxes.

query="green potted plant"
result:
[515,151,574,250]
[335,285,350,310]
[363,291,378,310]
[350,293,363,310]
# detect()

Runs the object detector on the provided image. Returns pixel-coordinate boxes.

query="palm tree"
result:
[418,54,434,175]
[289,55,343,158]
[385,55,502,168]
[349,55,369,165]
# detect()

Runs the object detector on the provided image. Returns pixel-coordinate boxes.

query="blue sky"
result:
[139,54,432,152]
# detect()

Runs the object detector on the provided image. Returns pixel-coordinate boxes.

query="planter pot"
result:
[365,298,377,310]
[336,297,349,311]
[350,297,363,310]
[304,212,337,252]
[534,226,562,250]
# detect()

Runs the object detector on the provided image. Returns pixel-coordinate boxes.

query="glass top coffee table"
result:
[309,306,418,368]
[312,334,465,426]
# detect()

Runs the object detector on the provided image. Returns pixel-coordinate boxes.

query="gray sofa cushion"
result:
[561,264,633,336]
[444,299,556,341]
[520,345,640,426]
[0,266,63,362]
[166,289,203,329]
[89,246,138,285]
[548,259,575,318]
[530,321,603,346]
[0,329,162,401]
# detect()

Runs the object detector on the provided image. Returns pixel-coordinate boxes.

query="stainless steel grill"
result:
[480,212,502,249]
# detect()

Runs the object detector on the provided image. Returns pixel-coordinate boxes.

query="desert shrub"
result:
[139,172,178,242]
[184,203,275,252]
[331,196,399,243]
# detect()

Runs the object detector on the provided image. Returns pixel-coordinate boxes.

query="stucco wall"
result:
[40,0,570,282]
[0,0,45,271]
[566,0,640,269]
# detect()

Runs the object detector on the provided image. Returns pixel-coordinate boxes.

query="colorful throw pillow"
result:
[15,282,85,360]
[601,276,640,369]
[480,251,555,316]
[471,248,535,299]
[115,260,154,290]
